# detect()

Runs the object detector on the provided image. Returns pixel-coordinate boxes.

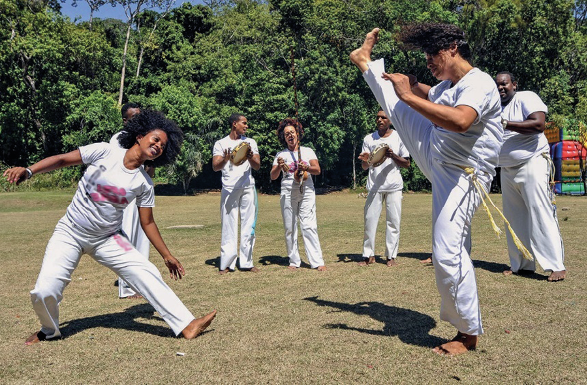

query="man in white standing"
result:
[496,71,566,282]
[358,109,410,266]
[110,102,155,298]
[212,113,261,274]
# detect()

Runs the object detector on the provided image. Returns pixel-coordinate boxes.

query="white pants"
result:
[220,186,257,270]
[501,154,565,272]
[118,200,151,298]
[280,185,325,268]
[364,60,487,335]
[31,216,195,339]
[363,190,403,260]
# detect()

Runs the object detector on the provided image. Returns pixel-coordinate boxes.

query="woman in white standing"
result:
[4,110,216,345]
[270,118,326,271]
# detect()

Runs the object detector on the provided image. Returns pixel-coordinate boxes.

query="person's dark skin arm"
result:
[139,206,185,280]
[503,111,546,135]
[212,149,231,172]
[3,150,83,185]
[247,151,261,171]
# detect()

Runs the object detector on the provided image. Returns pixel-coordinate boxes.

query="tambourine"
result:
[367,143,389,167]
[230,142,251,166]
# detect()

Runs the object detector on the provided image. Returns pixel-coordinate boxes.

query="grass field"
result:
[0,191,585,384]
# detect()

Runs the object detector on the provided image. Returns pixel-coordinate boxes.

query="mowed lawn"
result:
[0,191,585,384]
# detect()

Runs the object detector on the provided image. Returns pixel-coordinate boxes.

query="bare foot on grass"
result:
[503,269,513,276]
[386,259,398,267]
[287,266,299,271]
[219,268,231,275]
[316,265,327,271]
[182,310,217,339]
[121,294,143,299]
[25,331,47,346]
[548,270,566,282]
[349,28,380,72]
[432,332,477,356]
[243,267,260,273]
[358,256,376,266]
[420,257,433,264]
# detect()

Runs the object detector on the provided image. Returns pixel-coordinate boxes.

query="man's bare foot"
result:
[548,270,566,282]
[358,256,376,266]
[287,265,299,271]
[182,310,217,339]
[432,332,477,356]
[420,257,433,264]
[503,269,513,276]
[219,268,231,275]
[25,331,46,346]
[121,293,143,299]
[243,267,260,273]
[386,259,398,267]
[316,265,327,271]
[349,28,380,72]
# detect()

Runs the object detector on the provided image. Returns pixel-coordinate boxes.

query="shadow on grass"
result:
[398,252,432,262]
[304,296,444,348]
[259,255,289,266]
[336,253,362,263]
[58,303,182,339]
[205,256,220,268]
[471,260,548,280]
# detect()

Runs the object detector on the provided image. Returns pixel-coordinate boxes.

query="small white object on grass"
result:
[176,352,185,356]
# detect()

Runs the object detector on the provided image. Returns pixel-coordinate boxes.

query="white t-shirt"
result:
[362,130,409,192]
[213,135,259,190]
[498,91,549,167]
[272,146,317,191]
[428,68,503,175]
[66,142,154,236]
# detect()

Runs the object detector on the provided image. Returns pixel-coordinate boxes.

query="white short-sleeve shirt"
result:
[66,142,154,236]
[428,68,503,175]
[213,135,259,190]
[362,130,409,192]
[498,91,549,167]
[272,146,317,191]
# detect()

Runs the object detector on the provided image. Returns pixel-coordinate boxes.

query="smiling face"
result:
[232,116,248,137]
[283,125,298,150]
[137,129,168,160]
[495,73,517,105]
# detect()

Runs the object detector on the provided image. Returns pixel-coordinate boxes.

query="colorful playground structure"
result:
[545,120,586,195]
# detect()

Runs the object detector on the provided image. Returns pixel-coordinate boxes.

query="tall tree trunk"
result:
[118,22,132,106]
[88,10,94,31]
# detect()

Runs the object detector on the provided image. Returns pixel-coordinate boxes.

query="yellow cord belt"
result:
[461,166,534,261]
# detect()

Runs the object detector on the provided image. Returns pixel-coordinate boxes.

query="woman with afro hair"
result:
[4,109,216,345]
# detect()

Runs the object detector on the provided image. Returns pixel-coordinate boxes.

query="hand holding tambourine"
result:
[277,157,289,173]
[230,142,251,166]
[365,143,390,167]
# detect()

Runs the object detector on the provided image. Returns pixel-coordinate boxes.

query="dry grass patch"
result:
[0,191,585,383]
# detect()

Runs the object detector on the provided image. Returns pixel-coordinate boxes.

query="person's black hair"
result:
[121,102,141,119]
[496,71,517,83]
[276,118,304,147]
[118,109,184,167]
[228,113,245,129]
[398,23,472,62]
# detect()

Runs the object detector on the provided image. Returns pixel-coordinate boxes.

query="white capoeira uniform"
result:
[499,91,565,273]
[362,130,409,261]
[213,135,259,271]
[30,143,195,339]
[273,147,325,268]
[363,59,503,335]
[110,133,151,298]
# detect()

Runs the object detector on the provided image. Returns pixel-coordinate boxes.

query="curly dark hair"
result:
[398,23,471,62]
[496,71,517,83]
[276,118,304,147]
[117,109,184,167]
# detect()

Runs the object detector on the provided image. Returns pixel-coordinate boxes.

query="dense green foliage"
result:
[1,0,586,192]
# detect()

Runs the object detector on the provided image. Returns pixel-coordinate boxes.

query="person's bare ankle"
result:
[350,28,380,70]
[432,332,477,356]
